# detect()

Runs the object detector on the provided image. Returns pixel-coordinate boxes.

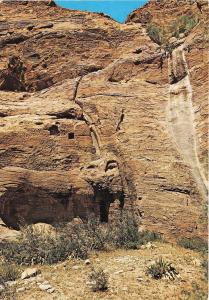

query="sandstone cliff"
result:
[0,0,207,239]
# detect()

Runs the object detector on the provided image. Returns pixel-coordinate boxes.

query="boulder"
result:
[21,268,40,280]
[169,36,178,44]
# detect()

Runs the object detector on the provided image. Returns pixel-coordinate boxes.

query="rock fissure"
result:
[71,73,127,222]
[167,45,208,200]
[73,75,102,156]
[160,185,192,195]
[72,76,83,102]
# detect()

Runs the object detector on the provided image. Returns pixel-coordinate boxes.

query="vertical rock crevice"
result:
[72,75,130,221]
[73,76,101,156]
[167,45,208,200]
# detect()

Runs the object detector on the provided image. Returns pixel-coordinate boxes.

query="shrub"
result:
[0,263,20,285]
[0,212,162,265]
[57,216,107,255]
[138,230,162,246]
[146,257,178,280]
[80,216,107,251]
[57,229,88,261]
[0,224,88,265]
[0,217,108,265]
[177,237,208,253]
[108,212,161,249]
[170,14,199,37]
[88,267,109,292]
[147,24,166,45]
[109,212,140,249]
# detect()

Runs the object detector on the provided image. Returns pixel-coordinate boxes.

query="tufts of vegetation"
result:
[88,267,109,292]
[0,212,162,266]
[146,13,199,52]
[147,24,166,45]
[0,224,88,265]
[146,257,179,280]
[108,212,141,249]
[138,230,162,245]
[0,218,106,265]
[177,237,208,253]
[108,212,161,250]
[0,263,20,285]
[170,14,199,38]
[80,216,107,251]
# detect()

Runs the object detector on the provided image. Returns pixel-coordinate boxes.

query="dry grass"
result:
[0,263,20,284]
[11,242,207,300]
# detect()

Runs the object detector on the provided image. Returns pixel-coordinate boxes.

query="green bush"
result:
[177,237,208,252]
[88,267,109,292]
[81,216,107,251]
[108,213,161,249]
[0,217,108,265]
[0,224,88,265]
[147,24,165,45]
[138,230,162,246]
[171,14,199,37]
[0,263,20,284]
[0,212,162,265]
[146,257,178,280]
[108,212,140,249]
[58,216,108,254]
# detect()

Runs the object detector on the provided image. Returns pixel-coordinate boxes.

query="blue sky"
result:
[55,1,148,23]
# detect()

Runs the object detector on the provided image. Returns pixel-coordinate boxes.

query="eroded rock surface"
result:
[0,0,207,239]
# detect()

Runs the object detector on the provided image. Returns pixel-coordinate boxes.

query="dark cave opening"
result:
[93,186,113,223]
[49,124,60,135]
[68,132,75,139]
[100,198,110,223]
[93,185,125,223]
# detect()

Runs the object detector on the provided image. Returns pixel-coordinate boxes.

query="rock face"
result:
[0,0,207,239]
[126,0,208,25]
